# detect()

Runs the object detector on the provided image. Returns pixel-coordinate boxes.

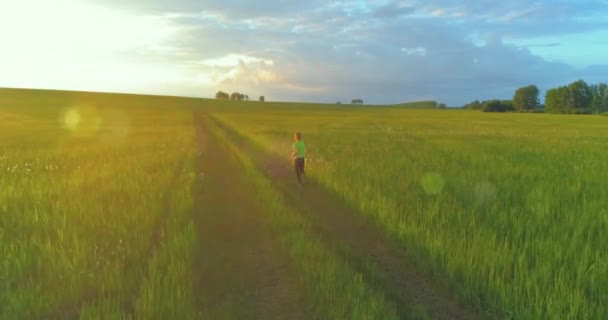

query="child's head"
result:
[294,131,302,141]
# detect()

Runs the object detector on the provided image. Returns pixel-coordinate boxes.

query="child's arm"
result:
[291,144,295,158]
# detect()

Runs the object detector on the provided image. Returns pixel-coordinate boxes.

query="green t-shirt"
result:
[293,140,306,158]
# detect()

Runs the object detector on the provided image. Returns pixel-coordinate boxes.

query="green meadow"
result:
[1,88,606,319]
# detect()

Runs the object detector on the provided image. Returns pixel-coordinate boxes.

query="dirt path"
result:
[191,113,310,320]
[209,115,487,320]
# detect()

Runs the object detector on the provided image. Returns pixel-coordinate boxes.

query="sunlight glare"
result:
[63,109,81,131]
[61,106,101,137]
[473,181,496,205]
[0,0,187,92]
[420,172,445,195]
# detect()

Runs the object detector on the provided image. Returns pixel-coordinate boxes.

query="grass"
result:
[0,88,200,319]
[203,115,410,320]
[2,87,607,319]
[211,106,608,319]
[1,88,430,319]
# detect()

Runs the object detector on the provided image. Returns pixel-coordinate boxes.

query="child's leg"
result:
[294,158,302,183]
[295,158,304,184]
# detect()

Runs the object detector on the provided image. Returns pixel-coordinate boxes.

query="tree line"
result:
[463,80,608,114]
[545,81,608,114]
[216,91,265,102]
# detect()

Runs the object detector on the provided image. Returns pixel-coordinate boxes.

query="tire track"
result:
[39,158,187,320]
[209,114,487,320]
[191,112,310,320]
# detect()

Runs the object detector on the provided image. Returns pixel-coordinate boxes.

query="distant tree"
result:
[437,103,446,109]
[336,101,342,104]
[568,79,592,111]
[590,85,601,113]
[259,95,265,102]
[548,86,566,113]
[545,80,593,114]
[513,85,540,111]
[352,99,363,104]
[244,94,249,101]
[600,83,608,110]
[481,100,510,112]
[215,91,229,100]
[231,92,245,101]
[481,100,502,112]
[544,88,557,113]
[463,100,482,110]
[589,82,608,113]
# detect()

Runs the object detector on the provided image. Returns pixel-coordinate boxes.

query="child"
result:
[291,131,306,185]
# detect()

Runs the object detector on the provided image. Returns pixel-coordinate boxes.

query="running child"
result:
[291,132,306,185]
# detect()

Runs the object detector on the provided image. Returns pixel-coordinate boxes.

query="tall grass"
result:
[204,115,412,320]
[214,107,608,319]
[0,89,200,318]
[4,87,607,319]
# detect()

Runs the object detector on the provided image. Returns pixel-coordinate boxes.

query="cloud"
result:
[123,0,608,104]
[401,47,427,56]
[524,43,562,48]
[373,2,415,18]
[87,0,325,18]
[4,0,607,105]
[198,54,274,68]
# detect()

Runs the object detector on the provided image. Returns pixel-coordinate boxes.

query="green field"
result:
[1,88,606,319]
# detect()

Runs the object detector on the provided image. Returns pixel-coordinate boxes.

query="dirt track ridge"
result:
[191,112,310,320]
[209,114,486,320]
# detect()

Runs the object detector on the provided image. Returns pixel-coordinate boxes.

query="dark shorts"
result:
[294,157,305,175]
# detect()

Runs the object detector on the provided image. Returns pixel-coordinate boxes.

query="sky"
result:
[0,0,607,105]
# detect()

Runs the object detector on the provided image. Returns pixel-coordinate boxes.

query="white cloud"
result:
[2,0,607,105]
[199,54,274,68]
[497,8,535,22]
[430,9,445,16]
[401,47,427,56]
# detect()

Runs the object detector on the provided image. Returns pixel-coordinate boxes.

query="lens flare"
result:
[474,181,496,205]
[63,109,81,130]
[420,172,445,195]
[60,106,101,137]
